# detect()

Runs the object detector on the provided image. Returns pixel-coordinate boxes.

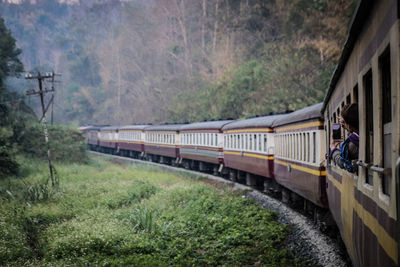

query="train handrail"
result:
[356,160,391,176]
[356,160,372,168]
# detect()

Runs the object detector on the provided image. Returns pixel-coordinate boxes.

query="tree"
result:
[0,15,24,177]
[0,16,23,87]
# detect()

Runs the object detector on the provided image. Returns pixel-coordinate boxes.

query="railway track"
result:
[90,151,351,267]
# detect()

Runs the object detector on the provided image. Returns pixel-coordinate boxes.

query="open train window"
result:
[234,134,238,149]
[312,132,316,163]
[264,134,267,153]
[364,69,374,185]
[307,132,310,162]
[346,94,351,105]
[379,46,392,195]
[353,84,358,103]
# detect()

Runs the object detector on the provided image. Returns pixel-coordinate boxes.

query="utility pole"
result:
[25,71,60,187]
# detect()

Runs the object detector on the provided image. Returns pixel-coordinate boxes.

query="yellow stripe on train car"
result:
[224,151,274,160]
[275,159,326,176]
[327,174,398,265]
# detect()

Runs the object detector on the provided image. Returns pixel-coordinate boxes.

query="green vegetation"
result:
[0,14,88,177]
[0,0,356,125]
[0,157,297,266]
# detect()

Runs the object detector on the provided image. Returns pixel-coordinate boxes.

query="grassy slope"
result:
[0,156,298,266]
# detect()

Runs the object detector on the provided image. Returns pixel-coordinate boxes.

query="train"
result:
[80,1,399,266]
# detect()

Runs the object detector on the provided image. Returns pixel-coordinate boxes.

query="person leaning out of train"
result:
[329,103,359,173]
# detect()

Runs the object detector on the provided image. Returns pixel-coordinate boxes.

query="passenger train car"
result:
[118,125,149,158]
[86,126,101,151]
[98,126,119,154]
[221,115,285,186]
[144,124,183,164]
[273,103,327,208]
[179,120,232,175]
[81,1,399,266]
[322,0,399,266]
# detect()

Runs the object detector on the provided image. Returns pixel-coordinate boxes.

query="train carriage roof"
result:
[100,126,119,131]
[272,103,323,128]
[119,125,151,130]
[222,114,287,131]
[86,125,109,131]
[180,120,234,131]
[322,0,374,112]
[145,124,184,132]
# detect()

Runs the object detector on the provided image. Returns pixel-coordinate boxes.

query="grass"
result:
[0,156,298,266]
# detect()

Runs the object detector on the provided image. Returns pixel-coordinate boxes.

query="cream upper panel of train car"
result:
[272,103,325,167]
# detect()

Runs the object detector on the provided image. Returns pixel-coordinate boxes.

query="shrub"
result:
[18,124,88,164]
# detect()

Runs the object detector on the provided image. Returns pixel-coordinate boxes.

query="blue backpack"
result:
[340,139,357,173]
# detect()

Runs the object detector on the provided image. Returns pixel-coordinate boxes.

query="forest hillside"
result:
[0,0,356,125]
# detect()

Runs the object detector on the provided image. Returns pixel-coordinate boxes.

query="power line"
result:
[25,71,61,187]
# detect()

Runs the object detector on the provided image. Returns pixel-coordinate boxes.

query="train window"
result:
[333,112,336,123]
[258,134,261,151]
[299,134,302,161]
[306,133,310,162]
[302,133,305,161]
[312,132,316,163]
[379,47,392,195]
[249,134,252,151]
[253,134,257,151]
[215,134,218,147]
[293,134,296,159]
[364,69,374,185]
[264,134,267,152]
[346,94,351,105]
[224,136,226,147]
[287,135,289,158]
[353,84,358,103]
[298,134,301,160]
